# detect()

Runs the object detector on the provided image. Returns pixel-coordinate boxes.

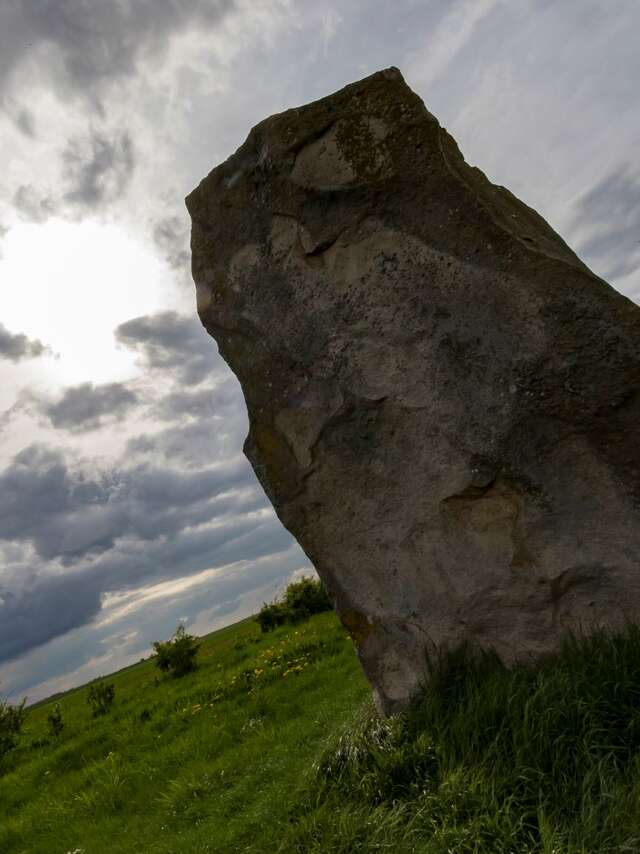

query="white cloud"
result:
[405,0,501,93]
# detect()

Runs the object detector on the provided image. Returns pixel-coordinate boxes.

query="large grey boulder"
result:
[186,68,640,713]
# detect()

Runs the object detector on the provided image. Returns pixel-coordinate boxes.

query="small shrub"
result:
[153,625,200,678]
[257,577,332,633]
[0,691,26,760]
[47,703,64,737]
[87,682,115,717]
[256,600,288,633]
[284,576,332,622]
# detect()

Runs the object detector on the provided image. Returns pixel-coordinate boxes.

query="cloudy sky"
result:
[1,0,639,703]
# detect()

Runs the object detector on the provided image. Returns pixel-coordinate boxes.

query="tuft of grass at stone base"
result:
[283,625,640,853]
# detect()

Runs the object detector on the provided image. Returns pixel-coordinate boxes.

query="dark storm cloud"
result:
[0,516,284,666]
[116,311,219,385]
[0,0,236,102]
[62,130,135,208]
[0,571,103,664]
[0,445,105,553]
[0,322,47,361]
[42,382,140,432]
[89,508,285,594]
[0,540,304,688]
[0,443,257,563]
[0,425,284,661]
[153,216,190,271]
[0,513,286,665]
[571,166,640,282]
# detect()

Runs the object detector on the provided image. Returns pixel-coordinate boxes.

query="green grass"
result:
[0,613,368,853]
[287,627,640,853]
[4,615,640,852]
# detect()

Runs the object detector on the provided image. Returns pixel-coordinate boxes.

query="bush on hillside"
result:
[257,576,332,633]
[256,600,288,633]
[47,704,64,737]
[153,624,200,678]
[0,690,26,760]
[87,682,115,718]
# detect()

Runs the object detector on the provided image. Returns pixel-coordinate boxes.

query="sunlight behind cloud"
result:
[0,220,181,387]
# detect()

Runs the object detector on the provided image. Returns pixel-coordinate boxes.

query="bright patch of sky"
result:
[0,221,181,385]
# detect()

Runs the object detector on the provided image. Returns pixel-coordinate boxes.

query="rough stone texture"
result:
[186,68,640,714]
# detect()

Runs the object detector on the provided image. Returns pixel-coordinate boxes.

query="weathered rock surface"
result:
[186,68,640,713]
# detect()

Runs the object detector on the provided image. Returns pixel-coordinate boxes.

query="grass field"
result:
[0,612,368,853]
[4,611,640,853]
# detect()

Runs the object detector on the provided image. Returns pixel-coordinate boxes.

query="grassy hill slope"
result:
[4,612,640,852]
[0,612,368,853]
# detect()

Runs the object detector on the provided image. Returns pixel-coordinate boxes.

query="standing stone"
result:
[186,68,640,714]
